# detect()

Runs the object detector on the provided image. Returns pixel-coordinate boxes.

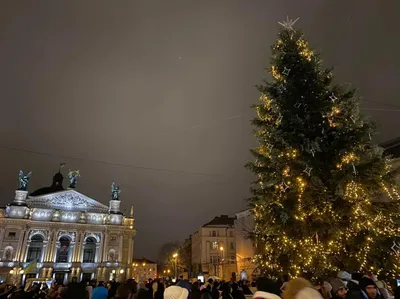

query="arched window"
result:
[56,236,71,263]
[3,246,13,261]
[83,237,96,263]
[26,235,44,263]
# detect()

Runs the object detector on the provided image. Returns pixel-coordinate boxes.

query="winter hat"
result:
[359,277,376,292]
[329,278,346,294]
[323,281,333,293]
[337,271,352,281]
[370,275,378,282]
[164,286,189,299]
[295,287,323,299]
[282,278,313,299]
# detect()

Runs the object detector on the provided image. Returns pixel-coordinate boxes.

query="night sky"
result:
[0,1,399,260]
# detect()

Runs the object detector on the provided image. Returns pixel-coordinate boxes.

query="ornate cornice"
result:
[27,190,109,213]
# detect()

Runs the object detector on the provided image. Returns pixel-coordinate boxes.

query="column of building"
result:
[18,229,31,263]
[15,227,27,261]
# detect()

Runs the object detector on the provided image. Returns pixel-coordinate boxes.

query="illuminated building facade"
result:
[131,258,157,282]
[0,170,135,285]
[191,215,237,280]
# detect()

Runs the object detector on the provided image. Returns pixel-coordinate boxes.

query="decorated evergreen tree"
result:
[246,18,400,277]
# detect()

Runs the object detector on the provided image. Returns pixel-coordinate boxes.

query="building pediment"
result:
[26,190,109,213]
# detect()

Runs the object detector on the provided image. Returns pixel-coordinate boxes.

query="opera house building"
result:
[0,169,135,285]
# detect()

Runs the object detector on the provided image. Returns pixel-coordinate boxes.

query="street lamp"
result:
[219,247,224,279]
[172,253,178,280]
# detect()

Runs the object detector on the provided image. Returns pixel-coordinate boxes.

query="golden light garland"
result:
[250,26,400,278]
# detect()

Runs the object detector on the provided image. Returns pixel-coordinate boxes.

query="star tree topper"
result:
[278,16,300,31]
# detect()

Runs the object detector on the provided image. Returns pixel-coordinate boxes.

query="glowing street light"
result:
[172,253,178,280]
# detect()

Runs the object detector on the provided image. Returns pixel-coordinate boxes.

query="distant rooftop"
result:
[380,136,400,158]
[203,214,235,227]
[133,257,156,264]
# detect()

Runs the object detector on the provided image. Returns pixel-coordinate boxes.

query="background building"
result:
[191,215,236,280]
[0,169,135,285]
[131,258,157,281]
[234,210,258,280]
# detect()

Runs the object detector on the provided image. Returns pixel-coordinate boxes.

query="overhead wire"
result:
[0,144,219,177]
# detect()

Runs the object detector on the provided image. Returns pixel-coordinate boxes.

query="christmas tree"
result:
[246,17,400,277]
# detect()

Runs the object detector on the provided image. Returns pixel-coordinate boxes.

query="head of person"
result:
[283,278,322,299]
[164,286,189,299]
[359,278,378,299]
[330,278,347,299]
[256,277,280,296]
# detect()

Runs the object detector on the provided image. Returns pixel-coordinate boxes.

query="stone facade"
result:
[131,258,157,281]
[191,215,237,281]
[234,210,258,280]
[0,172,135,285]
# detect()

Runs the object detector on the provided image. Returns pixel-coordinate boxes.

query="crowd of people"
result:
[1,270,400,299]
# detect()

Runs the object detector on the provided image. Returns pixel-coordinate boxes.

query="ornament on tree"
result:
[278,84,286,93]
[350,115,356,123]
[306,146,316,157]
[303,165,312,176]
[369,133,372,141]
[281,181,290,192]
[267,144,274,151]
[277,16,300,31]
[314,232,320,245]
[352,163,357,175]
[391,241,400,256]
[277,114,283,124]
[329,93,338,103]
[294,102,302,108]
[282,66,291,76]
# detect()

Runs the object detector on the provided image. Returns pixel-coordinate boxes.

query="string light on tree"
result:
[246,17,400,278]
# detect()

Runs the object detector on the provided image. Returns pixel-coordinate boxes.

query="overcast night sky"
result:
[0,0,399,260]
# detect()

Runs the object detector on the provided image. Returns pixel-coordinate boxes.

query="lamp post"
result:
[172,253,178,281]
[219,246,224,279]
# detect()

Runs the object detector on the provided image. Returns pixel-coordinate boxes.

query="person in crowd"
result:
[190,282,202,299]
[154,281,165,299]
[337,272,352,287]
[164,286,189,299]
[64,278,88,299]
[210,281,220,299]
[329,278,347,299]
[347,273,368,299]
[205,280,213,291]
[220,283,233,299]
[199,285,212,299]
[242,281,253,296]
[231,283,245,299]
[92,282,109,299]
[116,281,135,299]
[359,278,381,299]
[252,277,281,299]
[282,278,322,299]
[374,274,390,299]
[136,282,151,299]
[281,275,290,292]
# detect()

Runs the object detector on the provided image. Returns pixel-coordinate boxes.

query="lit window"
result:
[212,241,218,249]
